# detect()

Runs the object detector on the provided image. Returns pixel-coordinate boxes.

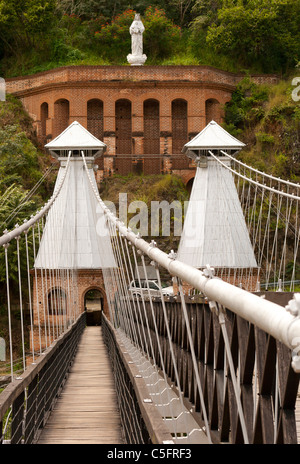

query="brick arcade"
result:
[6,65,277,187]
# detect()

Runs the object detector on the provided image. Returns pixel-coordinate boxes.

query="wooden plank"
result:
[37,326,123,445]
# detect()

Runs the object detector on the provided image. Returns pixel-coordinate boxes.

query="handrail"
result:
[0,313,85,424]
[0,151,71,247]
[81,150,300,368]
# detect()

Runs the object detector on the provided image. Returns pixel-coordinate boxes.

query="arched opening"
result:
[87,99,103,140]
[144,99,160,154]
[172,99,188,154]
[40,102,48,138]
[48,288,67,316]
[172,99,189,169]
[53,99,69,137]
[115,99,132,154]
[205,98,221,125]
[84,289,103,326]
[186,177,194,195]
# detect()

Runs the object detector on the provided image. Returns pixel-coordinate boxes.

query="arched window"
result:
[87,99,103,140]
[54,99,69,137]
[205,98,220,125]
[143,99,160,154]
[172,99,188,154]
[48,288,67,316]
[40,102,48,138]
[115,99,132,154]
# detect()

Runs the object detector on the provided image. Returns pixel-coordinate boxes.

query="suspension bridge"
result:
[0,120,299,445]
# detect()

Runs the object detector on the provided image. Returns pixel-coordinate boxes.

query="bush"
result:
[224,77,269,130]
[93,7,182,63]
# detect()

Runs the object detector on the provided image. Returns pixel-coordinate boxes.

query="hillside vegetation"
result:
[0,0,299,77]
[224,77,300,181]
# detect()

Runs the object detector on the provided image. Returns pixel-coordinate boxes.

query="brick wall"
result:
[6,65,278,183]
[30,269,109,351]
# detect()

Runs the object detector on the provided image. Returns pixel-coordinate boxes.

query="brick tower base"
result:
[30,268,109,354]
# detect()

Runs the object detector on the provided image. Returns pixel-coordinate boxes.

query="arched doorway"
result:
[84,289,104,326]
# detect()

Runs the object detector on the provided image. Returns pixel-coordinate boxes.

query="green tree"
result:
[93,7,182,63]
[205,0,300,73]
[224,77,269,131]
[0,125,42,191]
[0,0,57,57]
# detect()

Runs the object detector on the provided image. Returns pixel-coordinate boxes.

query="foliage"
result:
[205,0,300,73]
[225,77,300,180]
[93,7,182,63]
[56,0,196,27]
[0,0,57,55]
[224,77,269,130]
[0,96,54,229]
[101,173,189,249]
[0,125,42,191]
[0,0,299,75]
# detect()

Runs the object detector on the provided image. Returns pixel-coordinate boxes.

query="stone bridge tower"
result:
[31,122,116,349]
[177,120,259,291]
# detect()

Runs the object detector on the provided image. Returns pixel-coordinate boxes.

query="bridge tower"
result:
[177,120,259,291]
[31,121,116,349]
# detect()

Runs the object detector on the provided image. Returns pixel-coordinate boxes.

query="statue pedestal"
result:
[127,53,147,66]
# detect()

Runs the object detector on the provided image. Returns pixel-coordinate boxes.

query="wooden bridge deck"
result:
[37,326,123,444]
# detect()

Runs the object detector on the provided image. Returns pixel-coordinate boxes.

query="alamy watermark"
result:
[0,77,5,102]
[95,193,192,238]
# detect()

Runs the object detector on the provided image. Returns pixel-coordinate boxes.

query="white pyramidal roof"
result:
[177,159,257,269]
[183,120,245,153]
[34,159,116,269]
[45,121,106,151]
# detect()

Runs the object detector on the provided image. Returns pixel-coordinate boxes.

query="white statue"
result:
[127,14,147,66]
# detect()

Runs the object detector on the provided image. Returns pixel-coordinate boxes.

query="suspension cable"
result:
[220,150,300,190]
[0,152,71,246]
[209,151,300,201]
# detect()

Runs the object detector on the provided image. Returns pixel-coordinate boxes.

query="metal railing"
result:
[0,313,85,444]
[81,150,300,444]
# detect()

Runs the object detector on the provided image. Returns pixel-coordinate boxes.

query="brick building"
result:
[7,65,277,343]
[6,65,277,186]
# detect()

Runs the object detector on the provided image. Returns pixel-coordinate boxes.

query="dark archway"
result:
[87,99,103,140]
[40,102,48,139]
[115,99,132,154]
[186,177,194,195]
[172,99,188,154]
[84,289,104,326]
[144,99,160,154]
[53,99,69,137]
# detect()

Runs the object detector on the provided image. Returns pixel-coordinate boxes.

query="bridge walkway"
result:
[37,326,124,444]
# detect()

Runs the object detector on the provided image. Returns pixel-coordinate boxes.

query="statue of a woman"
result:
[127,14,147,66]
[130,14,144,56]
